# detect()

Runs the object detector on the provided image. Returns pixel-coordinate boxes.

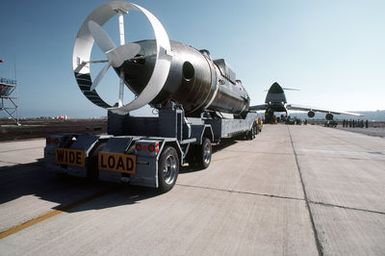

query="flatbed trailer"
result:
[47,2,264,192]
[44,103,259,192]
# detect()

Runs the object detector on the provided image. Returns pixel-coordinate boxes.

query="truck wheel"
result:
[246,129,255,140]
[158,146,179,193]
[247,122,257,140]
[255,123,260,135]
[191,137,212,169]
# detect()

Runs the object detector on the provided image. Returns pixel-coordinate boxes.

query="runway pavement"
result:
[0,125,384,255]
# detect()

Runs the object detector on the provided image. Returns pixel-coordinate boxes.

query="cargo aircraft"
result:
[250,82,360,123]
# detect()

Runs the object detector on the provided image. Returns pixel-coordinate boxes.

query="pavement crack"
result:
[310,200,385,216]
[288,126,324,256]
[222,149,294,156]
[176,183,304,202]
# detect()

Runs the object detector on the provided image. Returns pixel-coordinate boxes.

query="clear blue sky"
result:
[1,0,384,118]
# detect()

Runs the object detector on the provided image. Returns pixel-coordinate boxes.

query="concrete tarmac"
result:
[0,125,384,255]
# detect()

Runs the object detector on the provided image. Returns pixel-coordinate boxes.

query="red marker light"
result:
[155,143,159,153]
[135,144,142,151]
[148,144,155,152]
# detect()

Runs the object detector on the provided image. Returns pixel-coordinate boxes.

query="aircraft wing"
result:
[249,104,268,111]
[286,104,361,116]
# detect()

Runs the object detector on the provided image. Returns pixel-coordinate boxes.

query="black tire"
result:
[255,123,260,135]
[158,146,179,193]
[246,130,252,140]
[190,137,212,169]
[246,123,256,140]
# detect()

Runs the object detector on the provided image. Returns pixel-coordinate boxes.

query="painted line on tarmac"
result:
[0,189,112,239]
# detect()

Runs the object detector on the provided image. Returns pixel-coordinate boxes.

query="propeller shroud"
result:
[72,1,172,115]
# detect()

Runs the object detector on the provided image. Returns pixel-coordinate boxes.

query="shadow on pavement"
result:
[0,162,160,213]
[0,138,241,213]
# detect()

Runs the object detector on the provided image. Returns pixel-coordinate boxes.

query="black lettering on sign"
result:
[69,151,75,163]
[57,149,65,162]
[100,154,107,168]
[56,149,85,167]
[76,152,82,165]
[127,158,133,170]
[116,157,125,171]
[98,152,136,174]
[108,156,115,168]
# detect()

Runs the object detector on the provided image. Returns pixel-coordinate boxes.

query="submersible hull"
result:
[117,40,250,117]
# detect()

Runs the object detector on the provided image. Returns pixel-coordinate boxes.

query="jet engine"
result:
[325,113,334,120]
[72,1,250,117]
[307,111,315,118]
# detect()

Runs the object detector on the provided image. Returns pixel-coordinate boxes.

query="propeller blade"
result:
[109,3,172,114]
[74,2,172,114]
[283,87,300,91]
[88,20,116,53]
[106,43,141,68]
[118,74,125,107]
[90,62,110,91]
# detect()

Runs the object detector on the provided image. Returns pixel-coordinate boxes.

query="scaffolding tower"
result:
[0,77,19,125]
